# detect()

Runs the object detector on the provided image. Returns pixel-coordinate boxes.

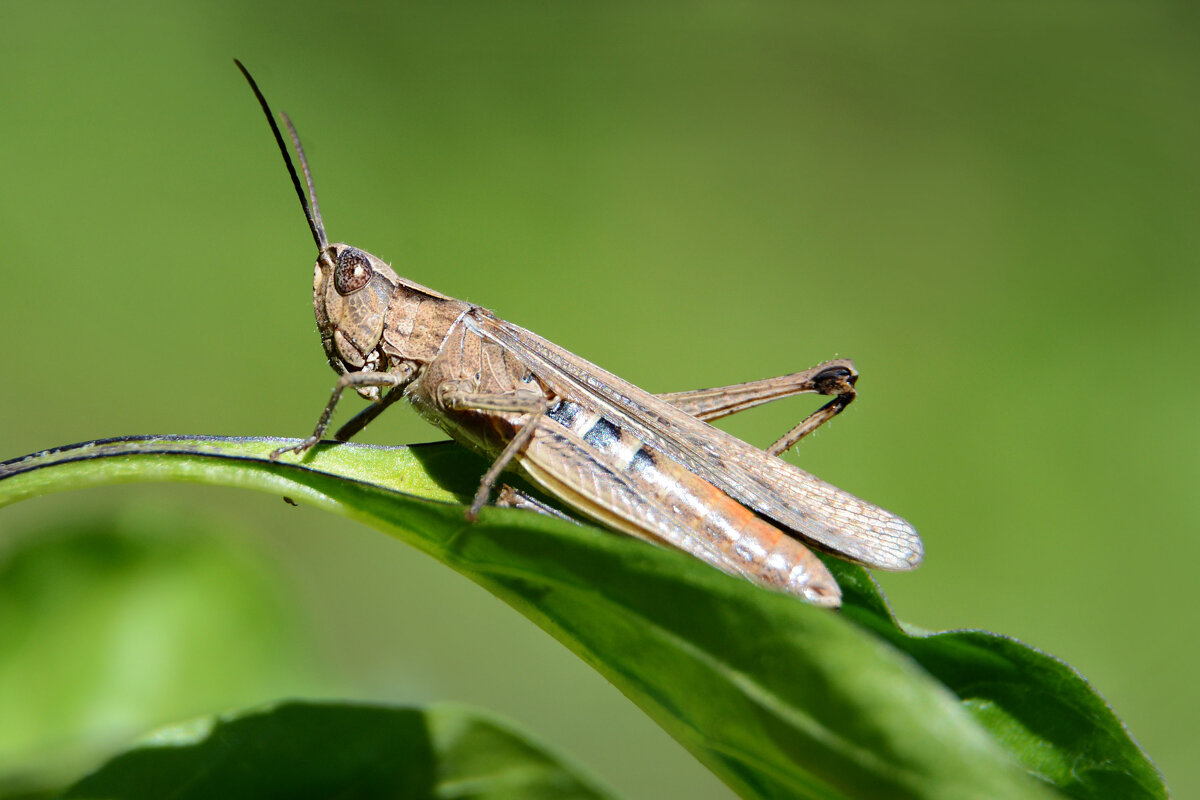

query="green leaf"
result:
[60,700,615,800]
[0,437,1166,799]
[830,563,1163,800]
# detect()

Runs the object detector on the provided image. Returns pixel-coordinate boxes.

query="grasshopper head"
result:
[312,243,402,397]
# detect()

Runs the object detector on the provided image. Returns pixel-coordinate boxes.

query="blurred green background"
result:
[1,2,1196,797]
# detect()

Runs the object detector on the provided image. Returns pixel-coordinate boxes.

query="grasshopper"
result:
[237,62,921,607]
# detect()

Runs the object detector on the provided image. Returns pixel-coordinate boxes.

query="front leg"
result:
[272,361,417,460]
[333,385,407,442]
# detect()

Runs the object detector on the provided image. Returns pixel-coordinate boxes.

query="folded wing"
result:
[471,314,922,571]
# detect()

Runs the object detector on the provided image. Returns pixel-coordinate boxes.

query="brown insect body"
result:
[311,243,844,605]
[237,61,921,608]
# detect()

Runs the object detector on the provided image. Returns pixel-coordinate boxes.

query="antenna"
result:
[233,59,329,254]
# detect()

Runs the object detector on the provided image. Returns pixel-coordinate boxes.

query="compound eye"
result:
[334,248,373,295]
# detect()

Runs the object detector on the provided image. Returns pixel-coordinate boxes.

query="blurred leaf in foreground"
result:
[62,701,614,800]
[0,504,324,797]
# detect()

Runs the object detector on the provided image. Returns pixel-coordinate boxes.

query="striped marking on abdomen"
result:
[547,400,652,473]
